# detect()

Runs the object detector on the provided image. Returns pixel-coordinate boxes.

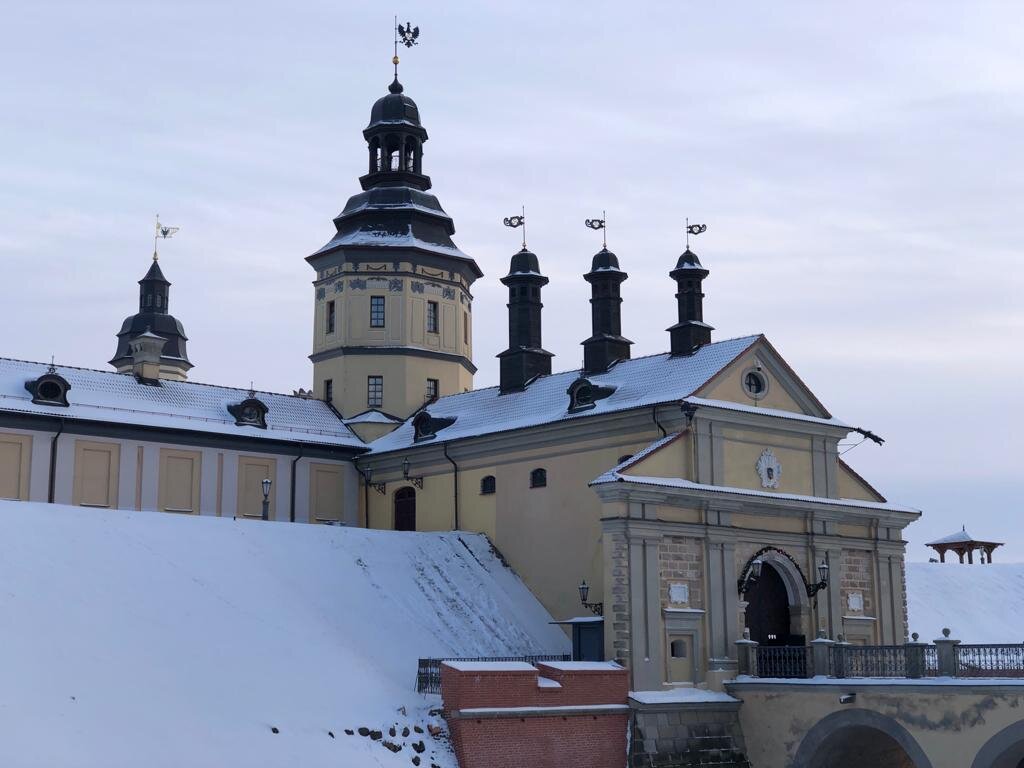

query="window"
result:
[370,296,386,328]
[480,475,496,495]
[324,379,333,404]
[426,378,439,401]
[670,638,689,658]
[463,312,469,345]
[367,375,383,407]
[325,300,336,334]
[530,468,547,488]
[742,367,768,400]
[394,486,416,531]
[426,301,439,333]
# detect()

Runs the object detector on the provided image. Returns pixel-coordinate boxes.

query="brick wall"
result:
[659,536,704,609]
[607,531,631,667]
[840,548,875,616]
[441,661,629,768]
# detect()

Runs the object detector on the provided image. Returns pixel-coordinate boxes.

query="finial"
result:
[248,381,256,399]
[503,206,527,250]
[48,355,56,374]
[153,214,179,261]
[585,211,607,249]
[685,218,707,250]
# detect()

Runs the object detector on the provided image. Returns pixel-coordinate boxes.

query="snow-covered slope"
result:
[907,562,1024,643]
[0,500,567,767]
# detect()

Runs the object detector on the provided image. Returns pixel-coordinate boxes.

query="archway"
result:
[793,709,932,768]
[972,720,1024,768]
[394,487,416,531]
[744,562,791,645]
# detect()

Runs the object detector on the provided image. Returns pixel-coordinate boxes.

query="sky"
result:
[0,1,1021,561]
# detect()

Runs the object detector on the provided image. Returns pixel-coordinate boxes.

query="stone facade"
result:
[840,548,875,617]
[607,530,632,666]
[631,700,749,767]
[659,536,704,609]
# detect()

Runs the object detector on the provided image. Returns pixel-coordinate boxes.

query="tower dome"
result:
[367,77,422,129]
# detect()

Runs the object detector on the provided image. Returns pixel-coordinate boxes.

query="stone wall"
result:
[840,548,875,617]
[659,536,704,609]
[607,530,631,666]
[631,699,749,767]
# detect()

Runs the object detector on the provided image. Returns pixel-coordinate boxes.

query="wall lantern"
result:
[578,579,603,617]
[401,457,424,490]
[737,546,830,600]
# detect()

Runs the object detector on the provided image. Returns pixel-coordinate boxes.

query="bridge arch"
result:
[971,719,1024,768]
[792,708,933,768]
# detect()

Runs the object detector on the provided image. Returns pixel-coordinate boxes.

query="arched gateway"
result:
[793,709,932,768]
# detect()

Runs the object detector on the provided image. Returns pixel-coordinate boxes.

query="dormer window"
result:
[228,395,269,429]
[412,410,456,442]
[566,376,616,413]
[25,371,71,407]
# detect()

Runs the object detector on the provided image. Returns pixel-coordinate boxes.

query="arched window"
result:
[480,475,496,495]
[529,468,547,489]
[394,487,416,531]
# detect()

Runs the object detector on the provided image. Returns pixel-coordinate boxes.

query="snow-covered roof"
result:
[0,357,365,448]
[926,528,1002,546]
[344,409,403,425]
[682,396,850,429]
[0,500,568,766]
[368,335,762,453]
[592,472,920,515]
[312,223,472,261]
[907,562,1024,643]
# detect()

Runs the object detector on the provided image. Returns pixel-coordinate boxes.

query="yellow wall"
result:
[837,460,884,501]
[622,433,693,480]
[698,346,808,413]
[721,428,814,495]
[0,432,32,500]
[158,448,201,514]
[72,439,120,508]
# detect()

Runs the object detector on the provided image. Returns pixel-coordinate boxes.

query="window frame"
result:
[324,379,333,404]
[370,295,386,328]
[325,299,336,334]
[529,468,547,489]
[480,475,496,495]
[426,300,439,334]
[426,378,439,402]
[367,375,383,408]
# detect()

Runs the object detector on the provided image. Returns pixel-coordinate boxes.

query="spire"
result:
[667,247,713,356]
[497,246,553,393]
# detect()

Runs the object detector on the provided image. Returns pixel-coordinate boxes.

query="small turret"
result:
[497,248,553,393]
[582,247,632,373]
[667,248,713,356]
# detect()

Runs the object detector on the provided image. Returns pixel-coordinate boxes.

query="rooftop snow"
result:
[907,562,1024,643]
[369,335,761,453]
[0,358,364,448]
[629,688,738,705]
[925,528,1001,546]
[312,224,471,260]
[443,661,538,672]
[0,499,567,766]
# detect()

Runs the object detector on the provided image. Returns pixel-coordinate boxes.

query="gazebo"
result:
[926,527,1004,564]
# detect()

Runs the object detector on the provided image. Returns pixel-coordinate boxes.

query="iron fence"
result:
[415,653,571,694]
[830,645,907,678]
[955,644,1024,678]
[756,645,809,678]
[922,645,941,677]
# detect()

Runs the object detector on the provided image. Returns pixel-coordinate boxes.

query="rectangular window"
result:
[426,301,439,333]
[426,378,439,401]
[463,312,469,345]
[370,296,386,328]
[325,300,336,334]
[324,379,333,404]
[367,375,383,407]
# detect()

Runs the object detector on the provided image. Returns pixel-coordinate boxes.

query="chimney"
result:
[497,248,553,393]
[582,247,632,374]
[129,328,167,382]
[667,248,713,355]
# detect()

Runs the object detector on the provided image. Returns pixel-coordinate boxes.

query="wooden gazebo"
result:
[926,527,1003,564]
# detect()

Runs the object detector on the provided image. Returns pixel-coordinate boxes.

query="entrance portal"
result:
[744,561,790,645]
[808,725,918,768]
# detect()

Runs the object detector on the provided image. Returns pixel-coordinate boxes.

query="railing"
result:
[922,645,941,677]
[831,644,906,678]
[956,644,1024,678]
[415,653,572,694]
[756,646,809,678]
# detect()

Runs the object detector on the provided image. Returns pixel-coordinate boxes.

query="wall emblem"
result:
[755,448,781,489]
[388,278,403,292]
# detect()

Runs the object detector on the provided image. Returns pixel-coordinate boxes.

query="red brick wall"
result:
[441,663,629,768]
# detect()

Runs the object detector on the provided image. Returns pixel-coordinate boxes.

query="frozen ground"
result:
[907,561,1024,643]
[0,500,567,767]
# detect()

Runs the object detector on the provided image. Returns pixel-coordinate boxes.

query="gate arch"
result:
[971,719,1024,768]
[792,709,932,768]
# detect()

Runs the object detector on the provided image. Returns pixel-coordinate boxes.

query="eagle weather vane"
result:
[585,212,607,249]
[152,214,179,261]
[685,218,707,249]
[393,18,420,77]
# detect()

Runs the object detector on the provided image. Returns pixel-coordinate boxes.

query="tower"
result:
[582,247,632,374]
[667,248,713,356]
[306,75,482,419]
[498,248,553,393]
[110,258,192,381]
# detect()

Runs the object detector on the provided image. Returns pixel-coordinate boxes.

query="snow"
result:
[0,358,363,448]
[925,528,1001,546]
[682,396,850,428]
[540,661,623,672]
[592,473,920,515]
[457,704,629,715]
[313,224,471,260]
[731,676,1024,687]
[629,688,738,704]
[442,661,537,672]
[0,499,568,767]
[370,335,762,454]
[537,677,562,689]
[907,562,1024,643]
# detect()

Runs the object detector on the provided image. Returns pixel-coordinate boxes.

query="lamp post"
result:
[261,477,272,521]
[578,579,603,617]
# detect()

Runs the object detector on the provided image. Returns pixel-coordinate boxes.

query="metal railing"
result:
[831,644,906,678]
[955,644,1024,678]
[756,646,809,678]
[415,653,571,694]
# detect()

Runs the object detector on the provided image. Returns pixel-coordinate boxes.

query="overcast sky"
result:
[1,1,1021,561]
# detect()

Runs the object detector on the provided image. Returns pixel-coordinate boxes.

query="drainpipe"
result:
[47,418,65,503]
[289,445,304,524]
[651,405,667,437]
[443,443,459,531]
[356,465,372,529]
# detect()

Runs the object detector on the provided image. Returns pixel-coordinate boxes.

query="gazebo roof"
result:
[926,527,1004,548]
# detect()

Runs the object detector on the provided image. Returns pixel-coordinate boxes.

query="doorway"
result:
[394,487,416,531]
[744,561,791,645]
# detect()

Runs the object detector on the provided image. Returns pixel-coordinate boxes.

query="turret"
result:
[667,248,713,356]
[582,247,632,373]
[497,248,553,393]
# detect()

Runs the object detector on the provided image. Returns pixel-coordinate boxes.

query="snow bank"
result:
[907,562,1024,643]
[0,500,567,767]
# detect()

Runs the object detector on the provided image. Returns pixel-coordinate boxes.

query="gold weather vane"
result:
[393,17,420,77]
[153,214,179,261]
[585,211,607,249]
[503,206,527,250]
[685,218,706,250]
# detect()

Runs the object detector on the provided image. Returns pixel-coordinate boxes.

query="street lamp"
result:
[401,457,424,489]
[261,477,272,521]
[809,560,830,597]
[578,579,603,617]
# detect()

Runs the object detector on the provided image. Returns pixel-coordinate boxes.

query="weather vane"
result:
[393,18,420,77]
[585,211,607,249]
[153,214,179,261]
[503,206,527,250]
[685,218,706,250]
